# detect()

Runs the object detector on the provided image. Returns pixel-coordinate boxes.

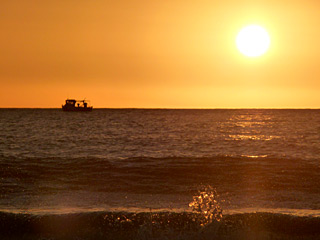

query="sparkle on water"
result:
[189,186,223,226]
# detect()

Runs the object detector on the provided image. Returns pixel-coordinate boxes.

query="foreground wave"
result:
[1,211,320,240]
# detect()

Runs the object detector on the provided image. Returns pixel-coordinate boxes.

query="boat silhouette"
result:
[62,99,93,112]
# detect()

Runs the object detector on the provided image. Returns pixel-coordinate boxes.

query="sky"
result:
[1,0,320,108]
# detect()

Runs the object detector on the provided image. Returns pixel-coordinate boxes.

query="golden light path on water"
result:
[228,135,280,141]
[222,112,281,141]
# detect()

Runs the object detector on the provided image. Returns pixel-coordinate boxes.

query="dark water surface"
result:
[1,109,320,239]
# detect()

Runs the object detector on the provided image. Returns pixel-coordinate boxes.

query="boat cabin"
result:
[62,99,92,111]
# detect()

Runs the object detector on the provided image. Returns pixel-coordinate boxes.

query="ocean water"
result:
[0,109,320,239]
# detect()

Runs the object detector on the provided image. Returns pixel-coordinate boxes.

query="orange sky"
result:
[1,0,320,108]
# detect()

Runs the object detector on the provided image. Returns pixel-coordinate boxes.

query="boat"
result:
[62,99,93,112]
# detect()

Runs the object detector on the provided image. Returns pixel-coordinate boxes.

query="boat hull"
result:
[62,105,93,112]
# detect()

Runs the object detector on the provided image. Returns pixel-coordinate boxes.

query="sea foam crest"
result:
[189,186,223,226]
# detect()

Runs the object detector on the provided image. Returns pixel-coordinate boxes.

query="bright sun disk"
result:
[236,25,270,57]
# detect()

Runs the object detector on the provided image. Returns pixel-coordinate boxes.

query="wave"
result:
[2,154,320,216]
[1,210,320,240]
[1,154,319,195]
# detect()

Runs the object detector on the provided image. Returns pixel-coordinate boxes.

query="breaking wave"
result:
[1,210,320,240]
[1,187,320,240]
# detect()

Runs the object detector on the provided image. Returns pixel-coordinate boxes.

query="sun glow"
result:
[236,25,270,57]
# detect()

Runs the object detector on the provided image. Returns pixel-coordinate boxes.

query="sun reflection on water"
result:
[220,111,283,143]
[227,134,280,141]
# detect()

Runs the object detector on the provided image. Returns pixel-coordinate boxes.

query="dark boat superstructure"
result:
[62,99,93,112]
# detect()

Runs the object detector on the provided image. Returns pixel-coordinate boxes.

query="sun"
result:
[236,25,270,57]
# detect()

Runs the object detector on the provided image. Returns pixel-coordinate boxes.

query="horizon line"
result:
[1,107,319,110]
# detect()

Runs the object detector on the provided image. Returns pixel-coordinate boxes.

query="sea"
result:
[0,109,320,239]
